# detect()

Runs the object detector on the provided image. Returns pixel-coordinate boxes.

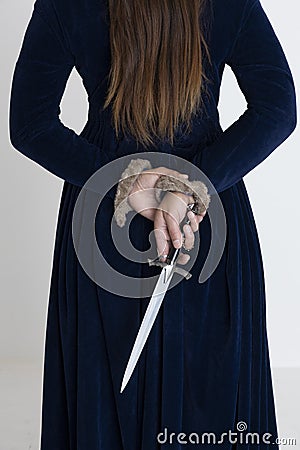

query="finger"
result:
[182,224,194,250]
[153,213,171,261]
[164,212,183,249]
[196,212,206,224]
[154,227,170,261]
[177,252,190,265]
[199,210,207,221]
[199,209,207,220]
[187,211,199,232]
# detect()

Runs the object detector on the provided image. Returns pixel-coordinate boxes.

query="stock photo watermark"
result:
[157,421,297,446]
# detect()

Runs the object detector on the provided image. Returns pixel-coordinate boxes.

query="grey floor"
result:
[0,364,299,449]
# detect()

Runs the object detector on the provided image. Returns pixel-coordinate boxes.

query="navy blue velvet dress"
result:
[9,0,296,449]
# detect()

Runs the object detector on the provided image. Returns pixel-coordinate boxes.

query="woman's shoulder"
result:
[32,0,109,60]
[207,0,259,62]
[33,0,108,35]
[211,0,260,31]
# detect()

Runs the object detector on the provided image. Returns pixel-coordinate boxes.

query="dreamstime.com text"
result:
[157,421,297,446]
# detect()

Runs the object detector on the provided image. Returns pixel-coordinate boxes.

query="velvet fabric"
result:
[9,0,297,449]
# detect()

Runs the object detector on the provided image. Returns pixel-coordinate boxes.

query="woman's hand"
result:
[153,191,206,265]
[127,167,189,221]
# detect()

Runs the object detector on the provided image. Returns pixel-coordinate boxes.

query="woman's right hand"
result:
[153,191,206,265]
[127,166,189,221]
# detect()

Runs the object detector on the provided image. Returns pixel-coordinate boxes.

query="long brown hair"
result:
[104,0,211,148]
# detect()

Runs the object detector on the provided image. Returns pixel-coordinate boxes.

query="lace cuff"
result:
[114,158,152,227]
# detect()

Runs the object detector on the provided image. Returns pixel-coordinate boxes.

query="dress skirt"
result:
[40,102,279,450]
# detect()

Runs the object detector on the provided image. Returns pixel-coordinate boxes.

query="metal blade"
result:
[120,263,175,393]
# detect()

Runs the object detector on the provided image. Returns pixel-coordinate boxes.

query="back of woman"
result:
[9,0,296,448]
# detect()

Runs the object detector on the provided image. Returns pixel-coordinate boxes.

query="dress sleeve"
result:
[9,0,111,188]
[193,0,297,194]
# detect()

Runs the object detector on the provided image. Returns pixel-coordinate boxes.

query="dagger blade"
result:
[120,262,175,393]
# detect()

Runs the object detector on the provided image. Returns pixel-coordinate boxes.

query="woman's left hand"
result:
[127,167,189,221]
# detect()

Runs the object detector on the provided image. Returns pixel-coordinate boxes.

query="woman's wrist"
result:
[154,174,210,215]
[114,158,152,227]
[170,191,193,206]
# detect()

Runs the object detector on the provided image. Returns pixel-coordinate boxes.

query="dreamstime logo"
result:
[157,422,297,446]
[71,152,227,297]
[236,421,247,432]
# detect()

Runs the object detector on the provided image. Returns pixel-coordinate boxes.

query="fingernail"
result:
[173,239,181,248]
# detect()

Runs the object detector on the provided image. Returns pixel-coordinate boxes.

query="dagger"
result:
[120,202,198,393]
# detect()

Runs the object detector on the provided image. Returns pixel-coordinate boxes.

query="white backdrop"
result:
[0,0,299,368]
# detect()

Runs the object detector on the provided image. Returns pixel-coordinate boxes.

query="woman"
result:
[9,0,296,449]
